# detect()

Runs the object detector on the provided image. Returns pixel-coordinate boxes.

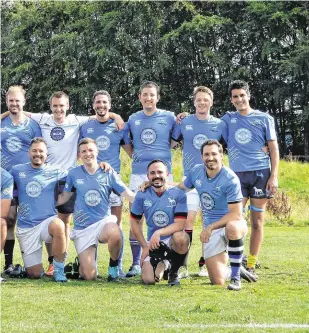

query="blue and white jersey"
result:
[126,110,176,174]
[79,119,131,173]
[64,166,126,230]
[172,115,222,176]
[0,117,42,171]
[221,110,277,172]
[10,163,67,228]
[130,186,187,241]
[1,168,13,200]
[184,164,242,228]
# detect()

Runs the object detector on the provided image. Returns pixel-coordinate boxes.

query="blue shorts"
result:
[235,169,271,199]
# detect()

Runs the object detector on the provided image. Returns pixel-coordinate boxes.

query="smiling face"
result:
[201,144,223,173]
[230,88,251,113]
[29,142,48,168]
[93,94,111,120]
[139,86,159,114]
[147,161,168,191]
[79,142,98,166]
[194,91,213,117]
[6,91,26,115]
[50,96,69,123]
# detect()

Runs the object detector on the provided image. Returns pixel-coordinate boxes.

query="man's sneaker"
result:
[240,266,258,282]
[126,264,141,278]
[9,264,23,277]
[168,272,180,286]
[0,276,7,283]
[228,278,241,291]
[198,265,209,277]
[108,266,120,282]
[53,261,67,282]
[178,266,189,279]
[45,263,54,277]
[118,268,126,278]
[3,264,15,275]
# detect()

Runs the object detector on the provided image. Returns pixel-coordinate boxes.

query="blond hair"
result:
[193,86,213,101]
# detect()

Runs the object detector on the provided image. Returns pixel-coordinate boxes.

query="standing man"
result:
[10,138,68,281]
[125,81,177,277]
[130,160,189,286]
[178,140,252,290]
[172,86,222,277]
[79,90,132,276]
[1,86,42,274]
[57,138,135,281]
[221,80,279,279]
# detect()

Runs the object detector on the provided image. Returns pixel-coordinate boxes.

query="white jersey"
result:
[31,113,89,170]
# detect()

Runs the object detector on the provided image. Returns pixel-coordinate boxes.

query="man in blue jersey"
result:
[172,86,222,278]
[221,80,279,279]
[178,140,252,290]
[130,160,189,286]
[126,81,178,277]
[1,86,42,275]
[79,90,132,276]
[57,138,135,281]
[10,138,68,282]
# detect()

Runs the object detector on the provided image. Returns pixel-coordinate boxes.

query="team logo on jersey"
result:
[167,197,176,207]
[26,180,42,198]
[96,174,108,186]
[158,119,167,126]
[235,128,252,144]
[200,192,215,210]
[87,128,94,134]
[50,127,65,141]
[104,126,115,135]
[135,120,141,126]
[143,200,152,207]
[249,119,262,126]
[231,118,237,123]
[6,136,22,153]
[185,125,193,131]
[84,190,101,207]
[195,179,202,188]
[19,172,26,178]
[76,179,84,185]
[213,186,222,194]
[211,126,218,132]
[141,128,156,145]
[2,187,12,196]
[152,210,169,227]
[193,134,208,150]
[96,135,110,150]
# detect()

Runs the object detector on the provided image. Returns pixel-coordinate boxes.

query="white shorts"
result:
[129,174,174,192]
[143,237,171,263]
[182,176,200,212]
[16,216,56,268]
[70,215,117,255]
[109,191,122,207]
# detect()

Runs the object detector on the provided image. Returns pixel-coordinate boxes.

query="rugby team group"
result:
[0,80,279,290]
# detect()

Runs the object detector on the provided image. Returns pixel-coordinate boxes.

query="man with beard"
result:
[1,86,42,275]
[9,137,67,282]
[130,160,189,286]
[79,90,132,276]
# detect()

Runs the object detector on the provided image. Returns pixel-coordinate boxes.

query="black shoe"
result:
[240,266,258,282]
[9,264,23,278]
[3,264,15,275]
[168,272,180,286]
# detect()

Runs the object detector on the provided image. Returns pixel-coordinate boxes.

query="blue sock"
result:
[228,238,244,281]
[129,238,141,266]
[118,230,124,271]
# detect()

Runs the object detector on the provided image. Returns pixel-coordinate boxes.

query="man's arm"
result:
[121,144,133,158]
[267,140,279,195]
[1,111,32,120]
[130,216,149,264]
[57,191,74,206]
[121,188,135,203]
[1,199,11,219]
[109,112,124,130]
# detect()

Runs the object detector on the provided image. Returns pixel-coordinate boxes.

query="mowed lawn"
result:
[2,225,309,333]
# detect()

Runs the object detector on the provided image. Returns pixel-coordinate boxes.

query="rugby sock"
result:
[247,254,257,269]
[118,230,124,271]
[169,250,188,274]
[4,239,15,267]
[183,229,193,267]
[109,258,119,267]
[228,238,244,281]
[48,256,54,265]
[130,238,141,266]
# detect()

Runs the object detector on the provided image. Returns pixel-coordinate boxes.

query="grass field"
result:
[1,150,309,332]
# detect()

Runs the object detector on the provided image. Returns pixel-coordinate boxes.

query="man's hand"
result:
[111,114,125,131]
[261,146,269,154]
[200,226,212,243]
[140,246,150,267]
[266,175,278,196]
[148,231,161,250]
[138,181,151,192]
[99,161,114,173]
[176,112,188,124]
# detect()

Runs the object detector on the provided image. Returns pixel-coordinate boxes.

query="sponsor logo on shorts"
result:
[87,128,94,133]
[152,210,169,227]
[26,180,42,198]
[253,187,264,197]
[144,200,152,207]
[84,190,101,206]
[19,172,26,178]
[76,179,84,185]
[256,172,264,178]
[6,136,22,153]
[96,135,110,150]
[185,125,193,131]
[141,128,156,145]
[193,134,208,150]
[50,127,65,141]
[200,192,215,210]
[235,128,252,144]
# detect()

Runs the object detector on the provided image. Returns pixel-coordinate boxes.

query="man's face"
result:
[230,88,250,112]
[147,162,168,189]
[50,96,69,122]
[139,87,159,113]
[29,142,48,167]
[79,142,98,165]
[93,94,111,118]
[201,144,223,172]
[6,92,25,115]
[194,91,213,116]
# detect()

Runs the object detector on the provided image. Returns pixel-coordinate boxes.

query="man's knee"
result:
[0,217,7,229]
[49,218,65,236]
[26,266,43,279]
[142,264,155,285]
[225,220,247,239]
[171,231,190,248]
[80,269,96,281]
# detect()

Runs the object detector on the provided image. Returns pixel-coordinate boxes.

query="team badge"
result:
[141,128,156,145]
[84,190,101,207]
[152,210,169,227]
[200,192,215,210]
[235,128,252,144]
[6,136,22,153]
[193,134,208,150]
[50,127,65,141]
[26,180,42,198]
[96,135,110,150]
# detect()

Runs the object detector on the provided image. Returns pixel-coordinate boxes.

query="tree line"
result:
[1,1,309,157]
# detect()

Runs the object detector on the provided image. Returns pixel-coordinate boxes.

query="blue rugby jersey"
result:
[1,167,13,199]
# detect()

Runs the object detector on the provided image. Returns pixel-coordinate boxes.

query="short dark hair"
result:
[78,137,97,149]
[139,81,160,95]
[92,90,111,103]
[228,80,250,96]
[30,137,48,149]
[200,139,223,155]
[49,91,69,105]
[147,159,168,171]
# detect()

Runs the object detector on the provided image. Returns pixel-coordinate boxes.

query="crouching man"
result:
[58,138,135,281]
[130,159,189,286]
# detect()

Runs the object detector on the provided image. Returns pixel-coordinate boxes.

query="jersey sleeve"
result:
[64,170,75,192]
[110,172,127,196]
[174,191,188,219]
[265,115,277,141]
[183,168,195,190]
[121,123,132,145]
[76,115,90,126]
[1,174,13,200]
[220,114,229,143]
[171,123,183,142]
[226,176,243,204]
[30,112,44,123]
[130,191,144,220]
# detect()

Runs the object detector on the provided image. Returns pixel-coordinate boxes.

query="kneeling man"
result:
[130,159,189,286]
